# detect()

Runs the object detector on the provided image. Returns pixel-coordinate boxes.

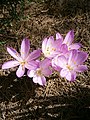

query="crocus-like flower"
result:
[2,38,41,77]
[42,35,63,59]
[57,30,81,50]
[54,50,88,81]
[27,59,52,86]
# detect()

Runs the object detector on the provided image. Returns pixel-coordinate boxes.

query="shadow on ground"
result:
[0,72,90,120]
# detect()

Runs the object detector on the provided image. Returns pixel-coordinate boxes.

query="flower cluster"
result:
[2,30,88,85]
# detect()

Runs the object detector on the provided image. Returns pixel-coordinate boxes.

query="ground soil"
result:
[0,1,90,120]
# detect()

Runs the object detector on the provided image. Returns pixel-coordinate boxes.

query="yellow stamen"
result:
[36,68,42,76]
[66,65,73,70]
[52,48,56,51]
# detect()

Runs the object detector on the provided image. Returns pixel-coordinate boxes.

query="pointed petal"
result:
[7,47,21,61]
[69,43,81,50]
[76,51,88,65]
[47,36,54,45]
[68,50,78,65]
[2,60,19,69]
[21,38,30,59]
[56,32,63,42]
[26,49,41,61]
[63,30,74,46]
[42,38,48,53]
[27,70,36,77]
[16,65,25,77]
[75,65,87,72]
[25,61,38,70]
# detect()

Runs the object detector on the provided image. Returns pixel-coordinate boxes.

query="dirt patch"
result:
[0,1,90,120]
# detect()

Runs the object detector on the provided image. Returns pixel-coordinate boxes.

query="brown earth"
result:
[0,1,90,120]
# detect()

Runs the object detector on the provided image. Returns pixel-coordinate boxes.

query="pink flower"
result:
[27,59,52,86]
[2,38,41,77]
[57,30,81,50]
[42,35,63,59]
[54,50,88,81]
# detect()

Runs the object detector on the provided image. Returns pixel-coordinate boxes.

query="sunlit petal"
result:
[27,70,36,77]
[56,32,63,42]
[63,30,74,46]
[26,49,41,61]
[75,65,87,72]
[33,76,46,86]
[66,71,76,81]
[25,61,38,70]
[21,38,30,59]
[76,51,88,65]
[42,38,48,53]
[7,47,21,61]
[2,60,19,69]
[57,56,67,68]
[16,65,25,77]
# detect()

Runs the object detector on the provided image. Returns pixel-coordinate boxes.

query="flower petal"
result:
[52,57,61,71]
[66,71,76,81]
[40,59,51,69]
[27,70,36,77]
[2,60,19,69]
[60,44,68,54]
[60,69,76,81]
[63,30,74,46]
[26,49,41,61]
[25,61,38,70]
[7,47,21,61]
[42,38,48,53]
[47,36,54,46]
[75,65,87,72]
[69,43,81,50]
[56,32,63,42]
[68,50,78,66]
[16,65,25,77]
[42,68,52,76]
[57,55,67,68]
[21,38,30,59]
[40,76,46,86]
[60,69,68,77]
[33,76,46,86]
[76,51,88,65]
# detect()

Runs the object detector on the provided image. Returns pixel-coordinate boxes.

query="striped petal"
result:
[7,47,21,61]
[21,38,30,59]
[26,49,41,61]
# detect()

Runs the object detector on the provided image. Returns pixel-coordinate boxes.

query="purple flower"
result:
[54,50,88,81]
[2,38,41,77]
[42,35,62,59]
[27,59,52,86]
[56,30,81,50]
